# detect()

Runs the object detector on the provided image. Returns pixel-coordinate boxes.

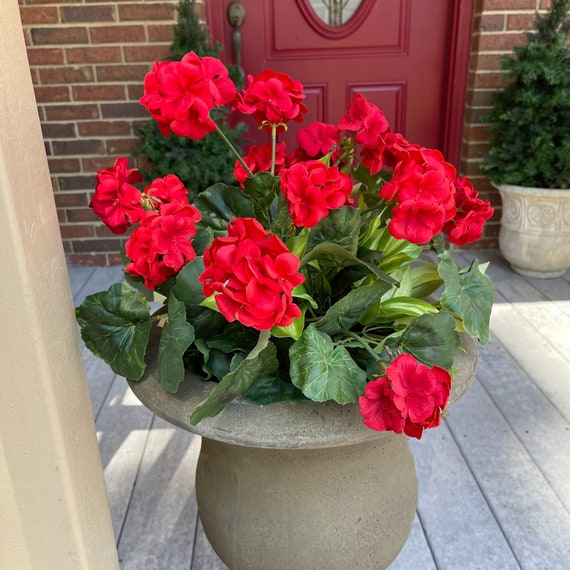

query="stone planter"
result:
[496,183,570,278]
[128,331,478,570]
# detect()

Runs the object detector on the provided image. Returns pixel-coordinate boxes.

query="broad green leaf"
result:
[75,282,151,379]
[270,192,293,237]
[438,252,495,344]
[172,258,226,338]
[395,312,460,370]
[158,293,195,393]
[245,371,307,404]
[409,263,443,298]
[363,296,439,325]
[306,206,361,255]
[190,331,279,424]
[242,171,280,224]
[194,182,255,231]
[206,323,258,354]
[290,326,367,403]
[316,281,390,336]
[301,242,398,285]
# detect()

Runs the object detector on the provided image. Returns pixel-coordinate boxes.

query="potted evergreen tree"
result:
[483,0,570,277]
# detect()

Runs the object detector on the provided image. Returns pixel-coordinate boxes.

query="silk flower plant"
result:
[76,51,495,439]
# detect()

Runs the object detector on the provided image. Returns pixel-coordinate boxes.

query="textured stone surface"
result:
[497,184,570,277]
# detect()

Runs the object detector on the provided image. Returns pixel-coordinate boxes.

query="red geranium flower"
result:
[443,177,494,246]
[125,202,201,290]
[359,354,451,439]
[144,174,189,208]
[359,377,406,434]
[199,218,305,331]
[90,157,143,234]
[296,122,340,159]
[380,147,457,243]
[234,142,287,186]
[279,160,353,228]
[140,52,237,139]
[338,94,392,174]
[236,70,307,129]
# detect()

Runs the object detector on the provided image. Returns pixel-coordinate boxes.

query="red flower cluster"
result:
[359,354,451,439]
[90,157,143,234]
[125,201,201,290]
[380,148,458,244]
[443,177,494,246]
[140,51,237,139]
[236,70,307,130]
[234,142,287,186]
[338,94,391,174]
[199,218,305,331]
[279,160,353,228]
[144,173,189,206]
[294,122,340,161]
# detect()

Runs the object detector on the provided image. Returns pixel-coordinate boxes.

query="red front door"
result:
[207,0,468,159]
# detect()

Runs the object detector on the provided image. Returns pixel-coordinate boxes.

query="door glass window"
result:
[307,0,363,26]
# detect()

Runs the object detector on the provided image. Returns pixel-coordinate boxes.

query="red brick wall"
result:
[462,0,554,249]
[19,0,181,265]
[18,0,556,262]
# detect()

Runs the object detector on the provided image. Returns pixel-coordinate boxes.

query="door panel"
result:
[208,0,453,152]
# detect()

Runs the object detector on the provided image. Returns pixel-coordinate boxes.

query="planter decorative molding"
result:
[496,183,570,278]
[128,331,477,570]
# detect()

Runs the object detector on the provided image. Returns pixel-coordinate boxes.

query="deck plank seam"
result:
[116,412,159,549]
[441,410,524,570]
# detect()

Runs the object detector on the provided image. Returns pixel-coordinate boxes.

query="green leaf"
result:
[316,281,390,336]
[438,252,495,344]
[245,371,307,404]
[75,282,152,380]
[395,312,460,370]
[409,264,443,298]
[242,171,280,224]
[194,182,255,231]
[172,258,226,338]
[301,242,398,285]
[190,331,279,424]
[290,326,367,403]
[306,206,361,255]
[158,293,195,393]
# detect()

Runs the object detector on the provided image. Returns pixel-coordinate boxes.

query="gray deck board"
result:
[69,252,570,570]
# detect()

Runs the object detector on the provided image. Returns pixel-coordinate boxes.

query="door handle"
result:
[227,1,246,81]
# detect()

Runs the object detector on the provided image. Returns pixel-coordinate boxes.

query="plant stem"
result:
[346,331,380,363]
[215,123,253,178]
[270,123,277,176]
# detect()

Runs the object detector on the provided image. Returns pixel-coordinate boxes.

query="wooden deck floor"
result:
[68,250,570,570]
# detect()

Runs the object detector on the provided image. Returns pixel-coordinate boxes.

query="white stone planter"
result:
[496,183,570,278]
[128,331,478,570]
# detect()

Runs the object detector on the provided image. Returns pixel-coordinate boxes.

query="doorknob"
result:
[227,1,246,81]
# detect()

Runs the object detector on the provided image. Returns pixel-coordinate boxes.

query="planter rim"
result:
[127,329,478,449]
[492,182,570,197]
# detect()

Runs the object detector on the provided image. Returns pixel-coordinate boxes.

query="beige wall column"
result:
[0,2,119,569]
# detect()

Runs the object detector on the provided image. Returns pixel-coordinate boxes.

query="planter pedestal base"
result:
[197,432,417,570]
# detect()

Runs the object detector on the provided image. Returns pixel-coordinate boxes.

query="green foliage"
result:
[482,0,570,188]
[132,0,247,199]
[75,283,152,380]
[158,292,195,392]
[289,326,367,404]
[189,331,279,424]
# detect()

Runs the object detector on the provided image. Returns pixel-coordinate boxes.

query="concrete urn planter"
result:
[128,332,478,570]
[496,183,570,278]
